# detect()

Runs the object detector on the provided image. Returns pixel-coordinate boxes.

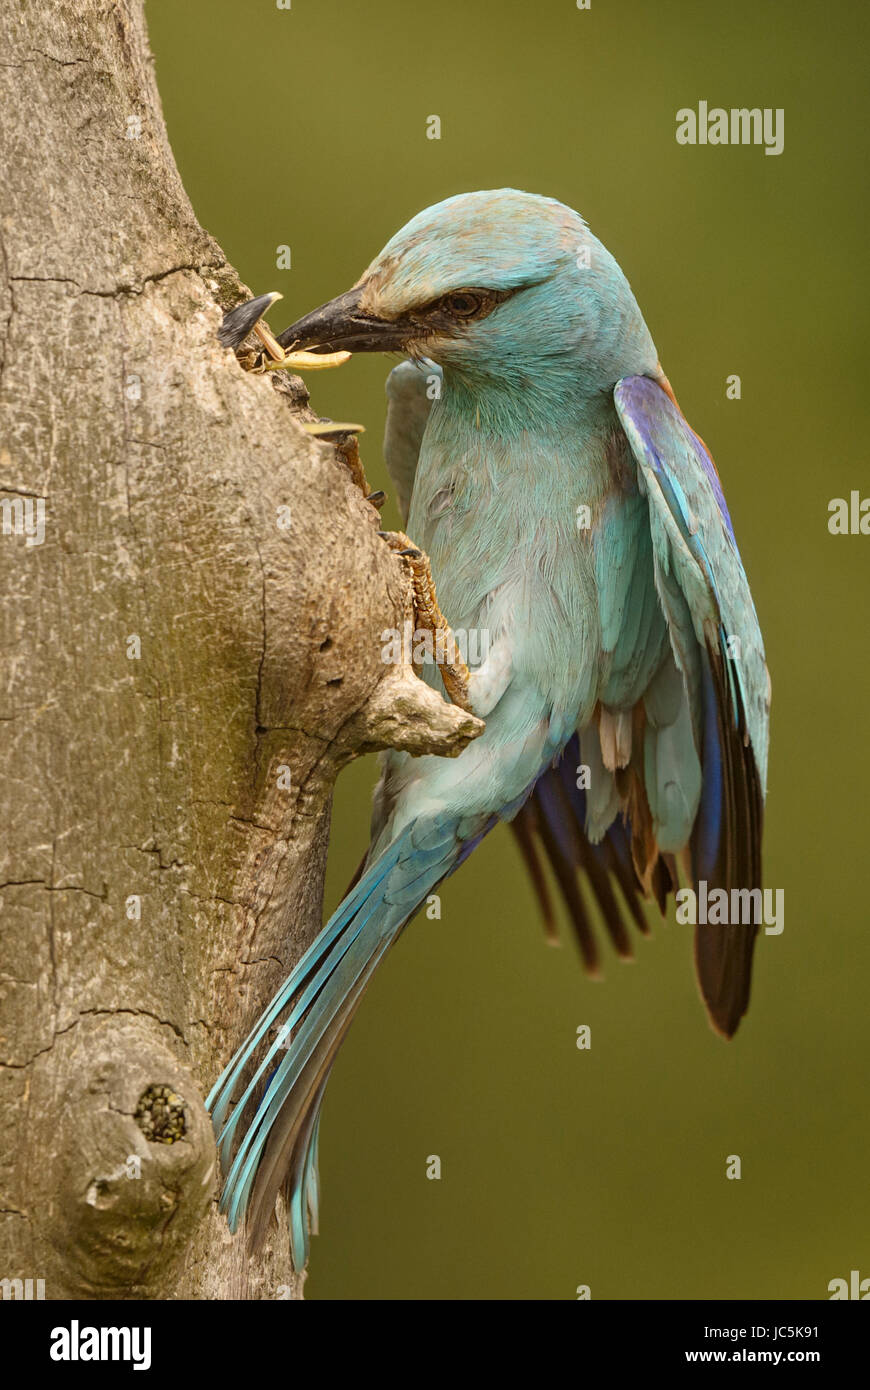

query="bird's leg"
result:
[378,530,472,713]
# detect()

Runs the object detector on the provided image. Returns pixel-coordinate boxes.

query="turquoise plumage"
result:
[209,190,770,1264]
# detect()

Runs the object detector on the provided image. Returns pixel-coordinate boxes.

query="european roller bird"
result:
[209,189,770,1264]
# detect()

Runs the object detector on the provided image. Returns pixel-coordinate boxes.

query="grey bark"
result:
[0,0,478,1299]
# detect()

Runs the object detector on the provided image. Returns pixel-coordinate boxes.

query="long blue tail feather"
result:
[206,819,472,1263]
[206,834,409,1150]
[223,909,400,1233]
[215,882,392,1167]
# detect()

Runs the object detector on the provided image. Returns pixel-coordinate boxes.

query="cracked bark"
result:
[0,0,480,1300]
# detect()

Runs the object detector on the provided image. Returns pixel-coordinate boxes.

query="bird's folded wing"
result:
[615,375,769,787]
[383,358,440,522]
[617,374,769,1034]
[519,374,769,1035]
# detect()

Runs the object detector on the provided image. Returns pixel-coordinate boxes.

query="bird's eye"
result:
[415,287,511,333]
[441,291,486,319]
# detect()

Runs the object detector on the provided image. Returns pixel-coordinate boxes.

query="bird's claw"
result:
[377,530,473,713]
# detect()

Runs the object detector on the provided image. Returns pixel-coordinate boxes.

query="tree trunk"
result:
[0,0,477,1300]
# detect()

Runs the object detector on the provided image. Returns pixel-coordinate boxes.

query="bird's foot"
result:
[378,530,473,713]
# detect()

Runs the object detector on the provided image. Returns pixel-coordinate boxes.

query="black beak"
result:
[276,286,408,355]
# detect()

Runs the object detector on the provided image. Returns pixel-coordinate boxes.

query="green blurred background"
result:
[147,0,869,1299]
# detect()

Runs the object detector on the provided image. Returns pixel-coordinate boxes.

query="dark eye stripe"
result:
[403,287,515,336]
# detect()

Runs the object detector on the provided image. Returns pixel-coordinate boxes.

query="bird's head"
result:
[278,189,658,393]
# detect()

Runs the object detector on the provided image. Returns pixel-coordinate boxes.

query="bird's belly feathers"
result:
[408,424,658,722]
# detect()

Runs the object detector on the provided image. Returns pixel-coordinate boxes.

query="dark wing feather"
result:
[511,733,653,974]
